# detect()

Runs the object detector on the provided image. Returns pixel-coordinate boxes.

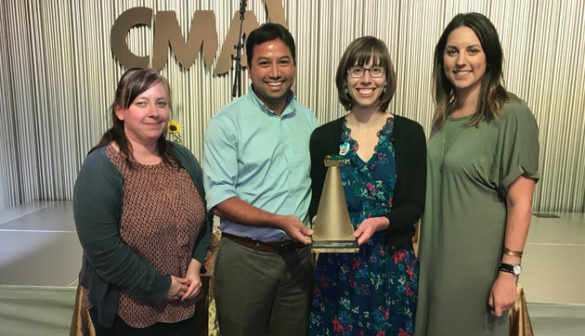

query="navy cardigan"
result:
[309,114,426,250]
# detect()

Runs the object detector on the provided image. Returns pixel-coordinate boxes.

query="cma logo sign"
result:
[111,0,287,75]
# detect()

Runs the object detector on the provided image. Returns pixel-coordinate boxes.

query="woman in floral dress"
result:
[309,36,426,335]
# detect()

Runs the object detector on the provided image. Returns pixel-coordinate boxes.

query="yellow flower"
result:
[168,120,182,135]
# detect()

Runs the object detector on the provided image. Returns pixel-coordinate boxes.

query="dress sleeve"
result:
[496,102,540,196]
[73,151,170,304]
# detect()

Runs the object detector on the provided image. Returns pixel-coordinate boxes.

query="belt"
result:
[223,232,306,253]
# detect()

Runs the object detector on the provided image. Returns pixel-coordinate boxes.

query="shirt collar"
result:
[248,85,296,117]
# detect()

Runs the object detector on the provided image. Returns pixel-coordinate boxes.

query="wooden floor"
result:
[0,201,584,335]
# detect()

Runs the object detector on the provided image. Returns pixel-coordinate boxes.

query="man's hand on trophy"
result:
[353,217,390,245]
[278,215,313,245]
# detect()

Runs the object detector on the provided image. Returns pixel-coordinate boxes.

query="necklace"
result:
[439,135,446,173]
[438,117,465,174]
[439,130,448,173]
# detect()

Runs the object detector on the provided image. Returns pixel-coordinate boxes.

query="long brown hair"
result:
[432,13,517,129]
[90,68,176,166]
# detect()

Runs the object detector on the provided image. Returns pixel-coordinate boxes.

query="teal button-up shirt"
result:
[203,86,319,242]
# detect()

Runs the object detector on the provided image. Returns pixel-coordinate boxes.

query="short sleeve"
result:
[497,101,540,195]
[203,115,239,210]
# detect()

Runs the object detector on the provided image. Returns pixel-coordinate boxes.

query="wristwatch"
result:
[499,262,522,275]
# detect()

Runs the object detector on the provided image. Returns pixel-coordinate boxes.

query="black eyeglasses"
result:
[348,65,385,78]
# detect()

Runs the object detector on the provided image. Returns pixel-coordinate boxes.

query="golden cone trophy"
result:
[311,156,359,253]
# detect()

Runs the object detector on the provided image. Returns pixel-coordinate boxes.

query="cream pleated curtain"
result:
[0,0,584,212]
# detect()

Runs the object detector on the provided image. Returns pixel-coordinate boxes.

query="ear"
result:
[114,103,125,121]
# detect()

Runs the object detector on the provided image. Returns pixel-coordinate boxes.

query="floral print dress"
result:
[309,116,418,336]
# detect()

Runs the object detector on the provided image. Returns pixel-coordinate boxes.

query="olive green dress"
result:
[415,101,539,335]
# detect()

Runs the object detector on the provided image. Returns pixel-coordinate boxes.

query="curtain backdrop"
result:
[1,0,584,212]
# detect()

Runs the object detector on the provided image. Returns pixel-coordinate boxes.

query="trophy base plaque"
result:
[311,238,359,253]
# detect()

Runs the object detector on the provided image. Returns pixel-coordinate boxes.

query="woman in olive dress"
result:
[415,13,539,336]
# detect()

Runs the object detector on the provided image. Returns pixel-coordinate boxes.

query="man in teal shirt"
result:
[203,23,318,336]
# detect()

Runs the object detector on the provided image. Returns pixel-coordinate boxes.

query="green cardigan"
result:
[73,142,212,328]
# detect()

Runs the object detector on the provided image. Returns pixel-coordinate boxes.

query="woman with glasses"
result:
[308,36,426,335]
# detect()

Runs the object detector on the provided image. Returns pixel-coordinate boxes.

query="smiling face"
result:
[114,82,170,147]
[346,58,387,110]
[248,38,296,115]
[443,26,487,99]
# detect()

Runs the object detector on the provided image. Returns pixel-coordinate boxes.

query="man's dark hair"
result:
[246,23,296,67]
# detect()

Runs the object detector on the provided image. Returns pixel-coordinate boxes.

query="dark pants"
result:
[213,237,314,336]
[89,308,197,336]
